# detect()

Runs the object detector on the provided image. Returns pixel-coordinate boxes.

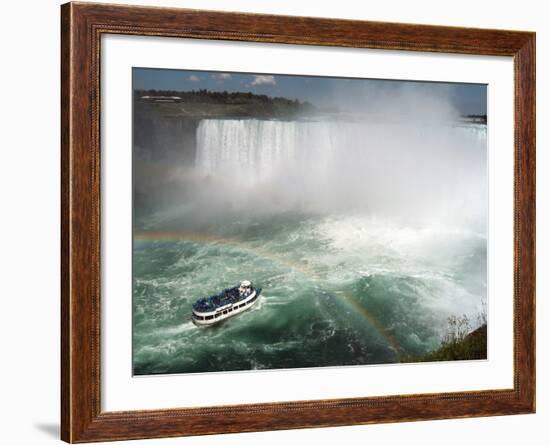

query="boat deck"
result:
[192,287,248,313]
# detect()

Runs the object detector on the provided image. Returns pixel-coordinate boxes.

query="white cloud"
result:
[189,75,200,82]
[251,75,276,86]
[211,73,232,81]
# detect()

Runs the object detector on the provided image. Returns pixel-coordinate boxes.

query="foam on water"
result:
[133,214,486,374]
[133,118,487,375]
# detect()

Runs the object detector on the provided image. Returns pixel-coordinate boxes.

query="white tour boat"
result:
[192,281,261,326]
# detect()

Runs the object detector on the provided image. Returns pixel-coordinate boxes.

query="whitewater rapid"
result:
[132,118,487,375]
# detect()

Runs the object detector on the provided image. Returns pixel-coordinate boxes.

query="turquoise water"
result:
[133,119,487,375]
[133,211,486,375]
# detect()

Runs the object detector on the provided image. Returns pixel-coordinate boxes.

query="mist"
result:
[132,83,488,372]
[142,90,487,234]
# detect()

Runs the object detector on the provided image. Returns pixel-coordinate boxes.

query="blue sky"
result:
[134,68,486,115]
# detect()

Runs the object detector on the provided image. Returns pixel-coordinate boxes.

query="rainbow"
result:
[135,230,403,359]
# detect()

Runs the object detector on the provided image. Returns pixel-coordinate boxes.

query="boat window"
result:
[228,308,232,312]
[215,313,220,318]
[205,315,213,320]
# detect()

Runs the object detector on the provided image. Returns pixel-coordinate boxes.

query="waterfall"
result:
[194,118,487,219]
[195,119,486,181]
[195,119,352,183]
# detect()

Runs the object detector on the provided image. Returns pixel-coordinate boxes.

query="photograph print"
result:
[132,68,488,376]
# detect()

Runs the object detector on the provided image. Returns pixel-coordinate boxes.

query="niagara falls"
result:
[132,69,488,375]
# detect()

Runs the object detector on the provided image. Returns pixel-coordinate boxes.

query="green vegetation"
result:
[404,311,487,363]
[134,89,317,119]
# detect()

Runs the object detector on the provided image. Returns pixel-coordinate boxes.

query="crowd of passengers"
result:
[193,286,251,312]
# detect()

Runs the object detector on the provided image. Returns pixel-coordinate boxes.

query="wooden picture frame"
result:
[61,2,535,442]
